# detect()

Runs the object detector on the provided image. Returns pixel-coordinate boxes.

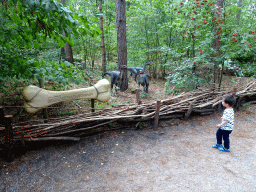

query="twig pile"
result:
[5,80,256,141]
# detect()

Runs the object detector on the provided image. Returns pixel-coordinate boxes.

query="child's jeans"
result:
[216,128,232,149]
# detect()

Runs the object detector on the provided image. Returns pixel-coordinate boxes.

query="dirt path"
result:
[1,106,256,191]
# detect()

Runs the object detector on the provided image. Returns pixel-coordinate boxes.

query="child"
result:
[212,95,235,152]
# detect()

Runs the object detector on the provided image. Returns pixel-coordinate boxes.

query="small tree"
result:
[99,0,107,77]
[61,0,74,64]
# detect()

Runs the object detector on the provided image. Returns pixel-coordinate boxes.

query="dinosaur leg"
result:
[110,77,115,96]
[114,77,119,96]
[145,75,149,93]
[144,84,147,93]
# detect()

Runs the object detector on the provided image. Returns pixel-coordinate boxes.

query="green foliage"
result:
[1,0,99,49]
[125,0,256,86]
[0,0,101,89]
[1,0,256,96]
[34,60,86,86]
[229,77,241,87]
[164,59,208,94]
[82,68,103,83]
[106,61,118,71]
[140,92,150,98]
[58,110,76,116]
[69,0,117,67]
[0,46,39,79]
[242,104,251,109]
[160,0,256,92]
[0,76,34,106]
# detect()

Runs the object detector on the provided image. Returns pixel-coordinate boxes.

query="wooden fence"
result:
[1,80,256,161]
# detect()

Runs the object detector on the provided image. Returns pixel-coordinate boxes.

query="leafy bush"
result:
[0,77,34,106]
[164,59,208,94]
[33,60,87,87]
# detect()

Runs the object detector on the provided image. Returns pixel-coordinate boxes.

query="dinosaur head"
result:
[145,61,153,66]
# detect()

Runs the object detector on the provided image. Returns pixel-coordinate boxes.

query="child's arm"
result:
[217,120,229,128]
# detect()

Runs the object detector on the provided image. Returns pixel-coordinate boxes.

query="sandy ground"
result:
[1,105,256,192]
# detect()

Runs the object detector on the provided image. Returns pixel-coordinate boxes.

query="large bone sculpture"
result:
[22,79,111,113]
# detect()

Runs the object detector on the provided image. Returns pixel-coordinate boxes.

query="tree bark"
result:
[236,0,243,24]
[144,11,150,61]
[82,40,87,69]
[60,0,74,64]
[116,0,128,92]
[212,0,223,86]
[99,0,107,77]
[63,38,74,64]
[2,0,10,9]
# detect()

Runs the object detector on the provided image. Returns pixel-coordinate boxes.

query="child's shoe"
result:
[218,147,230,152]
[212,144,223,148]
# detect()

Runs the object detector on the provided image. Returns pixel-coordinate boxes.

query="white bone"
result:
[22,79,110,113]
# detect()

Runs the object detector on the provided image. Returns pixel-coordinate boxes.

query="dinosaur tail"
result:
[105,72,111,76]
[127,67,137,75]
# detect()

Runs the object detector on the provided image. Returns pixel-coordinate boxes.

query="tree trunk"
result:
[82,40,88,69]
[60,0,74,64]
[144,5,150,62]
[99,0,107,78]
[116,0,128,92]
[60,47,65,63]
[212,0,223,86]
[2,0,10,9]
[63,39,74,64]
[236,0,243,24]
[163,22,173,79]
[87,36,96,69]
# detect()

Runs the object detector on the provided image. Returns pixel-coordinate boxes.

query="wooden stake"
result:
[4,115,13,144]
[154,100,161,130]
[0,106,4,126]
[136,88,141,104]
[184,103,194,120]
[21,132,26,147]
[4,115,14,162]
[232,88,237,96]
[218,102,222,113]
[91,99,95,113]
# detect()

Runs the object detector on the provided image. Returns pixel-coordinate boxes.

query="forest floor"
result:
[1,76,256,191]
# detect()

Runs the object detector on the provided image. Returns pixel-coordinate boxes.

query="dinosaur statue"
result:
[127,67,138,82]
[104,71,120,95]
[129,61,153,82]
[138,70,150,93]
[105,68,138,91]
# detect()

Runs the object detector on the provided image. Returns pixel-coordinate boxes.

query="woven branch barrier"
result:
[1,80,256,142]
